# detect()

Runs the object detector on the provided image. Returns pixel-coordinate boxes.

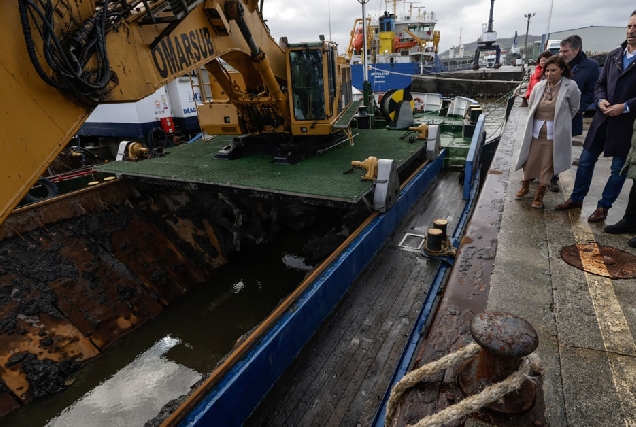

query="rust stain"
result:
[561,243,636,279]
[111,217,209,305]
[56,232,165,349]
[0,313,99,402]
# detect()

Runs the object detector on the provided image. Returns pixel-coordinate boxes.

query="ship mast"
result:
[385,0,403,16]
[358,0,372,108]
[406,1,420,18]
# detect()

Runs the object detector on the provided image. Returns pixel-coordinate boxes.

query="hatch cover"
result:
[561,243,636,279]
[398,233,426,251]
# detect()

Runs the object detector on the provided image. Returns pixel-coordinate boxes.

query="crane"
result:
[471,0,501,70]
[1,0,349,226]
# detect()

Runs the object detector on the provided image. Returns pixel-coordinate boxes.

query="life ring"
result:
[22,178,59,204]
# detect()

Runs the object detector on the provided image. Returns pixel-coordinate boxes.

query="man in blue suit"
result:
[556,11,636,222]
[548,35,600,193]
[559,35,601,137]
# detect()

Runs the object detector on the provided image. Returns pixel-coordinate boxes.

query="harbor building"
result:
[541,26,626,55]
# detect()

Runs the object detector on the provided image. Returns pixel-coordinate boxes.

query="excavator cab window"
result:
[289,48,326,121]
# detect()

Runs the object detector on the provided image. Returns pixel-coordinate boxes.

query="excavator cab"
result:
[286,40,341,136]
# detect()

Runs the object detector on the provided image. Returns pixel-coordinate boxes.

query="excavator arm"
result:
[1,0,347,226]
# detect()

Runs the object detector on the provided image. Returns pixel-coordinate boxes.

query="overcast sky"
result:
[261,0,633,54]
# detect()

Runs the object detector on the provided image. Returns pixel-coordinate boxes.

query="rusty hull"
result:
[0,178,289,415]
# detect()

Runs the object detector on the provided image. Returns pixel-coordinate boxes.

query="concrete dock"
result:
[395,99,636,426]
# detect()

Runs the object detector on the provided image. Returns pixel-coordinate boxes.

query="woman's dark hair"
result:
[537,50,553,61]
[543,55,571,78]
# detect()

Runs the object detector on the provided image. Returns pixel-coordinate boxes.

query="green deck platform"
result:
[96,107,476,205]
[415,114,472,169]
[96,129,429,205]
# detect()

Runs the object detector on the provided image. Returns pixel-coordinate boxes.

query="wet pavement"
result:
[396,99,636,426]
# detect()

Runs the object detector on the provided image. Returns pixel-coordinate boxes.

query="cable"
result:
[18,0,113,104]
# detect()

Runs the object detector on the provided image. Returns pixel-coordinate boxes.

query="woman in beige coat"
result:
[515,55,581,208]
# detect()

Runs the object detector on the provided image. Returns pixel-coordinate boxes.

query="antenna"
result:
[384,0,404,16]
[327,0,332,41]
[405,1,420,17]
[413,5,426,20]
[545,0,554,37]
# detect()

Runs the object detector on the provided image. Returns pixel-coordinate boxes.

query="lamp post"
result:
[523,12,535,62]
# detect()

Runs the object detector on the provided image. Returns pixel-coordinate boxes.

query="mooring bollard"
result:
[432,218,448,239]
[458,311,539,414]
[425,228,443,251]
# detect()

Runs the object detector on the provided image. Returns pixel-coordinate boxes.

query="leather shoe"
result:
[629,236,636,248]
[554,199,582,210]
[604,219,636,234]
[588,207,608,223]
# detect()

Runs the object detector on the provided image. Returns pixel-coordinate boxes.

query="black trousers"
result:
[625,180,636,221]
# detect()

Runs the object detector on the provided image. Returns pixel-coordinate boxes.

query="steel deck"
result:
[95,109,474,205]
[96,129,429,204]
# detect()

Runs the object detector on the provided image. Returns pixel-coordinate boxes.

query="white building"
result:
[542,26,625,54]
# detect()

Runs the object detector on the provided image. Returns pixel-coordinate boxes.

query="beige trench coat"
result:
[515,77,581,175]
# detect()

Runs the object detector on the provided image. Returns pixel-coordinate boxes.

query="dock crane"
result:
[472,0,501,70]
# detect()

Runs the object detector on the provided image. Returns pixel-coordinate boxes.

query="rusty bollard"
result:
[458,311,539,414]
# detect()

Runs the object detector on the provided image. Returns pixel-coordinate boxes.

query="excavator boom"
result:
[0,0,345,226]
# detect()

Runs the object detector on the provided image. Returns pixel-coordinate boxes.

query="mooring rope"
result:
[385,342,539,427]
[422,236,457,258]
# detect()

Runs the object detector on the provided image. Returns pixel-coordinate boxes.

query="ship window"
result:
[289,48,326,121]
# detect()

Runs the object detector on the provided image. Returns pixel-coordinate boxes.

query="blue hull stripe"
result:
[350,63,418,92]
[174,116,201,133]
[463,115,487,200]
[77,117,200,139]
[77,122,157,139]
[181,152,446,427]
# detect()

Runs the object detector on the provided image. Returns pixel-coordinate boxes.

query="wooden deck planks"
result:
[246,171,466,426]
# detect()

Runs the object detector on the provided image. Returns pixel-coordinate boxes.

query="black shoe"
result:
[548,178,560,193]
[605,219,636,234]
[629,236,636,248]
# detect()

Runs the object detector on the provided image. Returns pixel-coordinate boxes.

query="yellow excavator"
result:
[1,0,350,227]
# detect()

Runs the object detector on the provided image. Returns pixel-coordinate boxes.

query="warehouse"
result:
[541,26,626,54]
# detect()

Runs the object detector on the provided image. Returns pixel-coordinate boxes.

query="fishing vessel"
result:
[348,0,446,95]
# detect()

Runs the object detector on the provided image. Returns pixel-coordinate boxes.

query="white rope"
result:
[385,343,540,427]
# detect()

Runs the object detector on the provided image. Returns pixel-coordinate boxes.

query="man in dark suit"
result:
[560,35,601,137]
[555,10,636,222]
[548,35,600,192]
